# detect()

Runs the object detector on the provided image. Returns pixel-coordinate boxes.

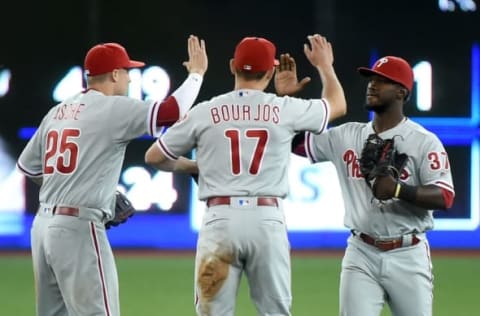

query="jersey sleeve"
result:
[305,125,341,163]
[418,135,455,194]
[108,97,155,141]
[17,119,47,178]
[156,107,199,160]
[171,73,203,117]
[284,96,330,134]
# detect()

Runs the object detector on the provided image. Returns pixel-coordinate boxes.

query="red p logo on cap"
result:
[357,56,414,92]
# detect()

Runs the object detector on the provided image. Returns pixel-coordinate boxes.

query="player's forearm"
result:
[145,146,198,174]
[171,73,204,117]
[317,65,347,121]
[396,183,450,210]
[172,157,198,174]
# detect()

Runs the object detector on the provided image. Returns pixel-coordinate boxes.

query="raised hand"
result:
[303,34,334,70]
[183,35,208,76]
[274,53,311,96]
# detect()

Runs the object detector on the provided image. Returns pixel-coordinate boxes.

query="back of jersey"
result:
[18,90,152,212]
[161,89,329,200]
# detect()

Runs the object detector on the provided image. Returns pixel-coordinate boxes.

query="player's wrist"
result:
[395,181,417,202]
[188,70,205,77]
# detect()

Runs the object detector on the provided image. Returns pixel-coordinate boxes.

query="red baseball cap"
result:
[84,42,145,76]
[357,56,414,92]
[233,37,279,72]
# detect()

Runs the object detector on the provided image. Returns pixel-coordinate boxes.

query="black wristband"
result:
[397,183,417,202]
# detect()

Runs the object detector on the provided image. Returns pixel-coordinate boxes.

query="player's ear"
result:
[229,59,236,75]
[265,67,275,81]
[396,85,408,101]
[111,69,120,82]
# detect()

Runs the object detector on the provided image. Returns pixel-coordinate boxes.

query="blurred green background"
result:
[2,251,479,315]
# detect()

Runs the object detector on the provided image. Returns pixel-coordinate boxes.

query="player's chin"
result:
[364,103,389,114]
[364,96,381,109]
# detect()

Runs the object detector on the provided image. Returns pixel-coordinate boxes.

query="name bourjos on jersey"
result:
[210,104,280,124]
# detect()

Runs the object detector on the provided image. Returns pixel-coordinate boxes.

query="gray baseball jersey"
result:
[18,90,159,215]
[305,118,455,316]
[159,89,330,200]
[158,89,330,315]
[306,118,454,236]
[17,72,202,316]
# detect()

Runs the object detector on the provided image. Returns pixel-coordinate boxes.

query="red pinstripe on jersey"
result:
[305,132,315,162]
[318,99,329,134]
[90,223,111,316]
[157,138,178,160]
[149,101,161,136]
[16,162,43,177]
[434,180,454,192]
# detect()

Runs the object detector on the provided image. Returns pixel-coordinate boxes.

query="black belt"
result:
[206,197,278,207]
[352,230,420,251]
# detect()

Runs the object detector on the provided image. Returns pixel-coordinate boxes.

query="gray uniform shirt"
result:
[17,89,159,216]
[158,89,330,200]
[306,118,455,237]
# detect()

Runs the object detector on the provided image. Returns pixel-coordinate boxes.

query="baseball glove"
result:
[105,191,136,229]
[358,133,408,192]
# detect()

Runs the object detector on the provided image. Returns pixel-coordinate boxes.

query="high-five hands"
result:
[304,34,334,70]
[183,35,208,76]
[274,53,311,96]
[274,34,334,96]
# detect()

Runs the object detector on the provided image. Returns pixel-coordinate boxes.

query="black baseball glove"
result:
[105,191,136,229]
[358,133,408,199]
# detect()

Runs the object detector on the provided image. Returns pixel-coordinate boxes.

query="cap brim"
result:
[357,67,381,77]
[127,60,145,68]
[358,67,397,83]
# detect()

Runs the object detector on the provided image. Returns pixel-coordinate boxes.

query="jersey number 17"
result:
[225,129,268,176]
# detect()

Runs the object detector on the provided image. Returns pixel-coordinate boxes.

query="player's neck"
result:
[88,83,115,96]
[372,115,406,133]
[234,78,269,91]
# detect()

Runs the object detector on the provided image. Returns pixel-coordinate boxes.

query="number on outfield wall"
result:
[52,66,171,102]
[413,61,432,111]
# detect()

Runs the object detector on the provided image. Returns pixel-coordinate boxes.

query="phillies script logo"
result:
[343,149,409,180]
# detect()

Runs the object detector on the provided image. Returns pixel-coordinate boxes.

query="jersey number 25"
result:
[44,128,80,174]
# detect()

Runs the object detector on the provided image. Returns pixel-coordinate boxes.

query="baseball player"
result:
[144,34,347,316]
[16,35,207,316]
[300,56,455,315]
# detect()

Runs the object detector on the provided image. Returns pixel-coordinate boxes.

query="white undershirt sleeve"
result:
[171,73,204,117]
